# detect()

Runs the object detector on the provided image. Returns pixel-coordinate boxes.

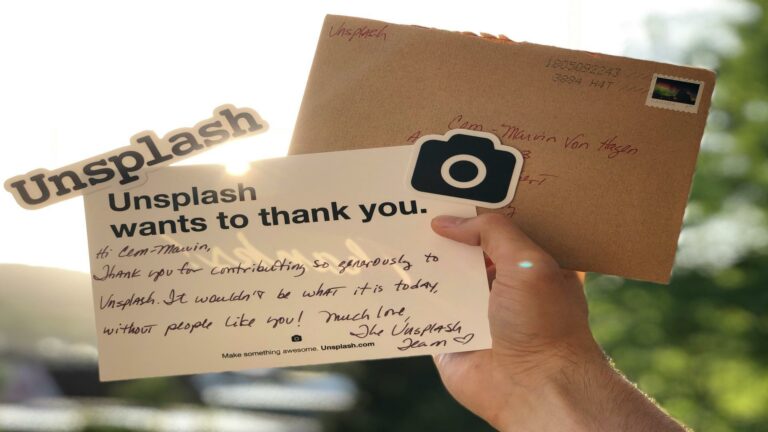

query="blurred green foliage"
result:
[108,377,195,406]
[589,1,768,431]
[323,358,492,431]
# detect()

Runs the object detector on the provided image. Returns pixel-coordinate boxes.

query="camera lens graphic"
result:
[408,130,523,208]
[440,154,487,189]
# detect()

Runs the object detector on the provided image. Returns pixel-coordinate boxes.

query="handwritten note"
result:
[84,146,491,381]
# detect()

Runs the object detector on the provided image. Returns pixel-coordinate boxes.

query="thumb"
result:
[431,213,559,277]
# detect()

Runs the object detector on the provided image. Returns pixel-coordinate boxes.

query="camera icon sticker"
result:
[406,129,524,208]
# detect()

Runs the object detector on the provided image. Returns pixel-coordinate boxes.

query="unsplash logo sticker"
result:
[407,129,523,209]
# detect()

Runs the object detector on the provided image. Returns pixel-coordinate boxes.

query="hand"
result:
[431,213,687,432]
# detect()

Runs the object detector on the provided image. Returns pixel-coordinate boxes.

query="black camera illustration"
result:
[408,130,522,208]
[291,334,303,342]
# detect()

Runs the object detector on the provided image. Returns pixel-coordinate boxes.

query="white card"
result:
[84,146,491,381]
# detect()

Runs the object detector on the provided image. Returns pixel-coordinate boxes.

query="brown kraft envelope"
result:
[289,15,715,284]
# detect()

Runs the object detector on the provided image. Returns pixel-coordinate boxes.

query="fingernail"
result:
[432,215,467,228]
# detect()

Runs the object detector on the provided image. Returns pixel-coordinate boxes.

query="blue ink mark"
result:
[518,260,534,269]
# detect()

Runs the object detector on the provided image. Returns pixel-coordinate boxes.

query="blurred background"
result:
[1,0,766,431]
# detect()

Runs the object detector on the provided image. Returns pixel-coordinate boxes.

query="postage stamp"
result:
[646,74,704,114]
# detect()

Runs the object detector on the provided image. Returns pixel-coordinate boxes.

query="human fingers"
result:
[431,213,560,279]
